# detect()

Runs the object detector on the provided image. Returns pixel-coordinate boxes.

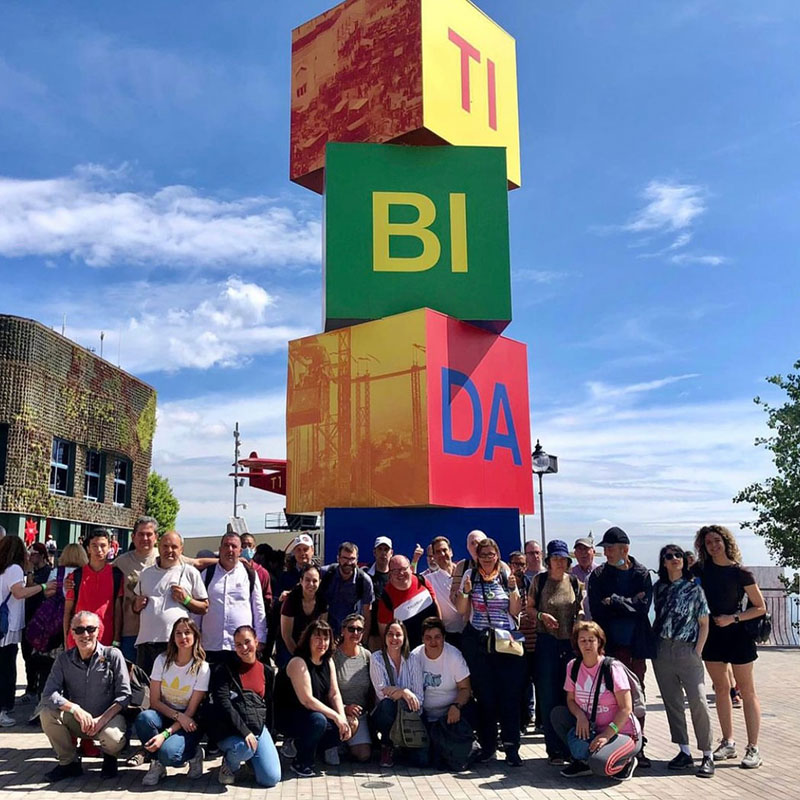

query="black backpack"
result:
[533,572,580,610]
[569,656,647,722]
[72,565,124,604]
[203,562,257,594]
[379,571,430,614]
[320,564,368,603]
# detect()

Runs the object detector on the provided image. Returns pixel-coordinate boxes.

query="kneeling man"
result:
[40,611,131,782]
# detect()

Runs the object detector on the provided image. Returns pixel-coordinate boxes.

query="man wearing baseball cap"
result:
[571,536,598,621]
[586,526,655,767]
[367,537,393,650]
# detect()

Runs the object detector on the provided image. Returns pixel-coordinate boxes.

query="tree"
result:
[145,471,180,534]
[734,361,800,569]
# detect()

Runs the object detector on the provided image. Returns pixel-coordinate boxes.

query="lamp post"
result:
[232,422,241,517]
[531,439,558,549]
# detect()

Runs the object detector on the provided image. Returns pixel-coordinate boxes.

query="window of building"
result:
[84,450,105,502]
[113,457,131,507]
[0,423,8,485]
[50,438,74,496]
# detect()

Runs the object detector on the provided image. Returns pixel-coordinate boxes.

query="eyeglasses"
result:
[72,626,97,635]
[345,626,364,634]
[664,553,684,561]
[510,561,526,568]
[390,566,411,574]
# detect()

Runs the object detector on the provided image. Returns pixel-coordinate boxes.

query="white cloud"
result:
[670,253,728,266]
[0,165,321,268]
[63,276,315,373]
[512,269,570,284]
[624,180,707,233]
[586,373,700,400]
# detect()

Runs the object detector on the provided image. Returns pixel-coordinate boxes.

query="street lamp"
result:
[531,439,558,549]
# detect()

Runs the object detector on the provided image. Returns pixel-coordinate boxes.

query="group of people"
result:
[0,518,767,787]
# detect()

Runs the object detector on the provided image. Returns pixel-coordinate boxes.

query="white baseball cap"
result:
[286,533,314,552]
[374,536,393,549]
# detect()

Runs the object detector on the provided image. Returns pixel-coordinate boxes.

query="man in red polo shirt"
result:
[377,554,440,649]
[63,529,122,649]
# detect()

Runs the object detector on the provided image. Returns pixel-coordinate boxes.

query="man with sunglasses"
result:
[40,611,132,782]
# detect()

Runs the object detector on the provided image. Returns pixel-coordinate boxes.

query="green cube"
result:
[323,143,511,332]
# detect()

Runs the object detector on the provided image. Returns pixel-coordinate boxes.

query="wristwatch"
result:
[734,614,740,624]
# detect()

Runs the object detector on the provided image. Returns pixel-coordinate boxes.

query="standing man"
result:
[587,526,655,767]
[449,529,487,608]
[367,536,393,651]
[277,534,315,598]
[134,531,208,674]
[200,532,267,662]
[63,528,122,649]
[571,536,598,620]
[424,537,466,650]
[320,542,374,637]
[113,516,158,662]
[524,540,545,581]
[44,531,57,560]
[240,532,273,614]
[378,555,440,648]
[40,611,131,781]
[510,550,537,731]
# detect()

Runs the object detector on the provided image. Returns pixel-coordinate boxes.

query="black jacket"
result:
[210,660,267,740]
[587,556,655,659]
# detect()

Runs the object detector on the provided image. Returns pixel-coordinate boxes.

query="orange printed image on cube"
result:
[290,0,520,192]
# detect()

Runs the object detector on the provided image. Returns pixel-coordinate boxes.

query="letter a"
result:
[441,368,482,457]
[483,383,522,465]
[373,192,441,272]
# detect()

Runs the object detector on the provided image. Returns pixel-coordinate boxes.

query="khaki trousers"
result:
[40,706,126,765]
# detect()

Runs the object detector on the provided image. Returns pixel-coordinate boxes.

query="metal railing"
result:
[759,588,800,647]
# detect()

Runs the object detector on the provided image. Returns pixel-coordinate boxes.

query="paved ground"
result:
[0,647,796,800]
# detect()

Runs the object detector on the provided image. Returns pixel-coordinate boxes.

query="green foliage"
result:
[145,471,180,533]
[136,392,157,452]
[734,360,800,569]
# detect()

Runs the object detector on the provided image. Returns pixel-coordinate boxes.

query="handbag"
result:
[380,652,429,749]
[0,589,12,636]
[477,574,524,657]
[744,612,772,644]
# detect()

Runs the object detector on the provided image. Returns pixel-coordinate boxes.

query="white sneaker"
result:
[0,711,16,728]
[142,760,166,786]
[324,747,340,766]
[740,745,762,769]
[218,761,236,785]
[713,740,737,761]
[186,746,204,778]
[281,738,297,759]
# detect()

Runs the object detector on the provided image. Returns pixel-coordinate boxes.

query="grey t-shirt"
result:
[333,647,372,707]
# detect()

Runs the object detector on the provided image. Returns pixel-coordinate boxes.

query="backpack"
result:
[26,567,66,651]
[429,716,474,771]
[534,572,580,611]
[320,564,368,603]
[379,571,430,614]
[570,656,646,722]
[72,565,124,604]
[203,562,257,595]
[0,589,10,637]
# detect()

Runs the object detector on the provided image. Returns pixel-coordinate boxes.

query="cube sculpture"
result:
[286,308,533,514]
[324,142,511,332]
[291,0,521,193]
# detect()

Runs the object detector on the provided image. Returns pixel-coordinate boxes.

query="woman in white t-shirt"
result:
[552,621,642,781]
[134,617,210,786]
[0,536,56,727]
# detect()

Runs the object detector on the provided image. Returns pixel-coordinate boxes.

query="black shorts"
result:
[702,621,757,664]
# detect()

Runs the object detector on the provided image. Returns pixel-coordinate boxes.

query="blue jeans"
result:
[134,709,200,766]
[285,709,341,770]
[534,633,573,758]
[219,726,281,787]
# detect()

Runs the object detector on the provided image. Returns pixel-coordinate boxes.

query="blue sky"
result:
[1,0,798,568]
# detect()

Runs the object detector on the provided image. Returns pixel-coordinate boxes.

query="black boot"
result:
[101,754,118,778]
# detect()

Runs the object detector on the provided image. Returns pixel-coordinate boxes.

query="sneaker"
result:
[637,750,651,768]
[291,760,315,778]
[668,751,694,770]
[379,744,394,768]
[740,745,762,769]
[713,740,737,761]
[281,738,297,759]
[142,760,166,786]
[697,755,715,778]
[472,748,496,764]
[27,708,41,725]
[614,756,637,782]
[19,692,39,705]
[101,754,118,779]
[205,745,221,758]
[323,747,341,766]
[0,710,16,727]
[125,749,148,767]
[186,746,204,778]
[218,761,236,785]
[561,760,591,777]
[505,747,522,767]
[45,761,84,782]
[548,755,567,766]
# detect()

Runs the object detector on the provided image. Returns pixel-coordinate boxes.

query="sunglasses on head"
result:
[664,552,684,561]
[72,625,97,635]
[345,625,364,634]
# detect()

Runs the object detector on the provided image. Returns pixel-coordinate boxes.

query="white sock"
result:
[703,751,712,758]
[679,744,691,756]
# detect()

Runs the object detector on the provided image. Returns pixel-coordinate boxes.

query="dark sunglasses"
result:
[345,626,364,634]
[664,552,684,561]
[72,625,98,635]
